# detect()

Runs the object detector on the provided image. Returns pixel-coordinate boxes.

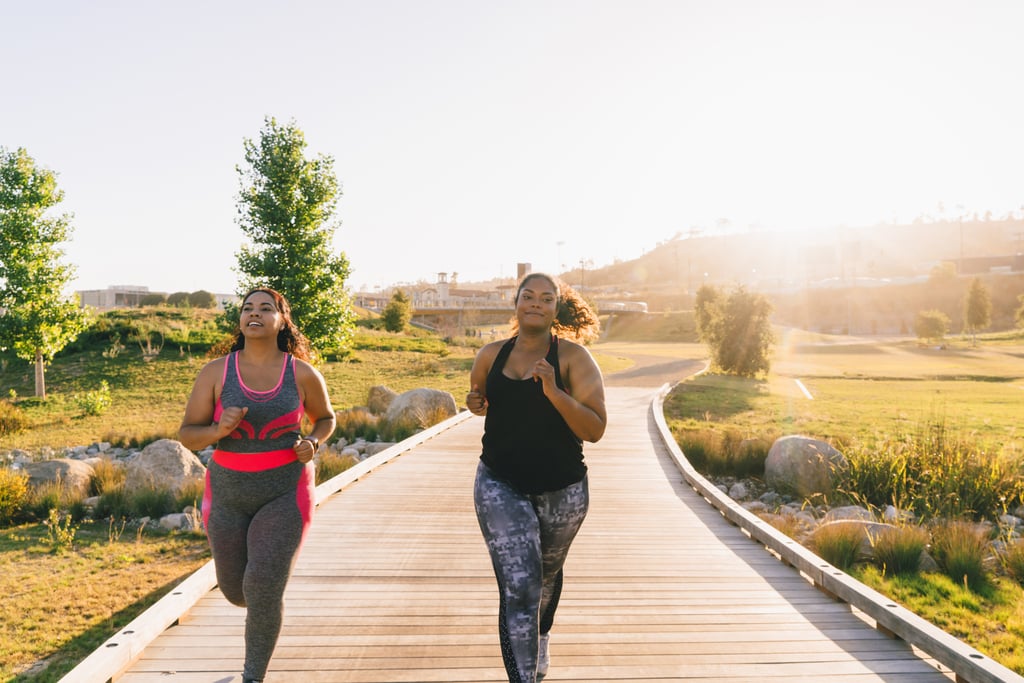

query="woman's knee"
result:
[219,581,247,607]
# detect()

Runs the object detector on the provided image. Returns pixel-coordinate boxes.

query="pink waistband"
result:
[213,448,297,472]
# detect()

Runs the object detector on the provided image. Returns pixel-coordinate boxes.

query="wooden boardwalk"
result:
[90,384,982,682]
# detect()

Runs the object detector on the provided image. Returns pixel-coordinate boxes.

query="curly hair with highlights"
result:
[511,273,600,344]
[228,288,313,361]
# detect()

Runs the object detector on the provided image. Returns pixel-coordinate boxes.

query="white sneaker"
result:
[537,633,550,680]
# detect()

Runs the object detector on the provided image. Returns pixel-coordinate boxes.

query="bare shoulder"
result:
[558,339,597,364]
[293,357,326,381]
[198,356,227,378]
[476,338,507,362]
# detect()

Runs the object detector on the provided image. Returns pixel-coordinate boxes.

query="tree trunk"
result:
[34,349,46,398]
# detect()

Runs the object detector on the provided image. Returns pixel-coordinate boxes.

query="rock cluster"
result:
[710,471,1024,566]
[2,384,460,532]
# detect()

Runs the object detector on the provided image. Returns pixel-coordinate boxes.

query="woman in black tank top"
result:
[467,273,606,682]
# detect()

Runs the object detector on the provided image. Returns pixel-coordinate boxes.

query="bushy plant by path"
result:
[24,478,78,521]
[174,477,205,512]
[128,485,177,520]
[931,520,991,591]
[316,452,360,483]
[870,525,929,576]
[670,427,770,479]
[812,522,864,570]
[89,459,126,496]
[335,407,380,442]
[839,423,1024,522]
[998,539,1024,586]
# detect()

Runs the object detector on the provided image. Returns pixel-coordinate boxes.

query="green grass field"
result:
[667,329,1024,455]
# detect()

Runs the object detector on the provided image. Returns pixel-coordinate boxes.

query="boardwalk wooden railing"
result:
[59,385,1023,683]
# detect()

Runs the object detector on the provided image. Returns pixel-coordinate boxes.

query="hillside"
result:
[554,218,1024,335]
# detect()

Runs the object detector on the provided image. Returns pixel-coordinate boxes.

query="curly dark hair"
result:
[511,272,600,343]
[229,288,312,361]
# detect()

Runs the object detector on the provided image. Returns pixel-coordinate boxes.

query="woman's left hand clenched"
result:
[293,437,316,464]
[528,358,556,390]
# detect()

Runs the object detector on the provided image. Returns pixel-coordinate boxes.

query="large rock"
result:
[124,439,206,495]
[367,385,399,415]
[23,458,96,497]
[764,435,847,499]
[384,388,457,430]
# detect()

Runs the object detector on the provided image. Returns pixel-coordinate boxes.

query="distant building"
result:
[414,272,508,309]
[76,285,236,310]
[77,285,153,309]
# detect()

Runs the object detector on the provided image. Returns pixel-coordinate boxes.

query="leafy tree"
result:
[139,293,166,307]
[695,284,774,377]
[381,289,412,332]
[962,277,991,344]
[167,291,190,307]
[235,116,354,354]
[693,283,721,342]
[0,147,88,397]
[188,290,217,309]
[914,309,950,344]
[928,261,958,285]
[1016,294,1024,329]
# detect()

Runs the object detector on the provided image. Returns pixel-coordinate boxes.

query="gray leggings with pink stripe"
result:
[202,459,315,681]
[474,461,589,683]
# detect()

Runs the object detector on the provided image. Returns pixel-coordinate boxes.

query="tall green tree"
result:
[695,284,774,377]
[914,309,950,344]
[0,147,88,397]
[963,277,991,345]
[381,289,412,332]
[693,283,721,342]
[235,117,354,353]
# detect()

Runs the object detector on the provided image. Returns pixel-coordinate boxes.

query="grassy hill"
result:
[0,308,480,454]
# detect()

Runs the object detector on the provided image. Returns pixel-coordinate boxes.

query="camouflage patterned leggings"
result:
[473,461,589,683]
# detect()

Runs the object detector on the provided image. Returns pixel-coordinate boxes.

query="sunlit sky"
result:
[3,1,1023,295]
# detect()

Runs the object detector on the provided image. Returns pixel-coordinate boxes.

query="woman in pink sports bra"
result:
[180,288,336,683]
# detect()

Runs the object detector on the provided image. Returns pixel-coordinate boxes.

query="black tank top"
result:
[479,335,586,494]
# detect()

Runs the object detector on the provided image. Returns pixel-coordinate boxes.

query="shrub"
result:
[998,538,1024,585]
[25,479,80,520]
[75,380,112,416]
[90,458,126,496]
[0,468,30,525]
[695,284,774,377]
[758,511,812,541]
[380,415,419,443]
[837,420,1024,523]
[870,525,929,576]
[100,428,178,450]
[44,508,78,554]
[316,452,360,483]
[95,488,132,521]
[0,400,29,436]
[930,520,990,590]
[128,485,177,519]
[335,407,380,442]
[672,428,768,478]
[914,309,950,343]
[175,477,206,512]
[813,522,865,570]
